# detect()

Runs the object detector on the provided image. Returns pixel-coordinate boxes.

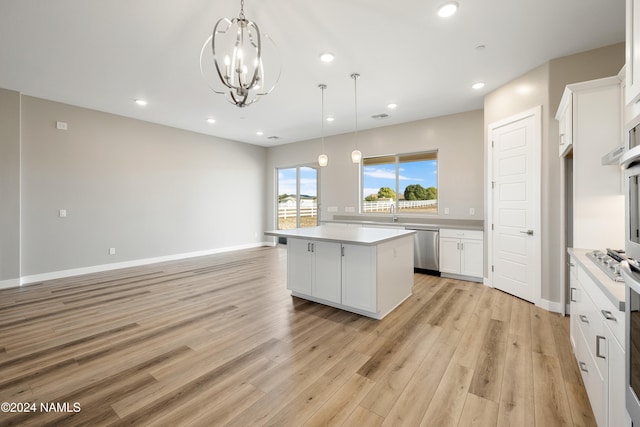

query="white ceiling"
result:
[0,0,625,147]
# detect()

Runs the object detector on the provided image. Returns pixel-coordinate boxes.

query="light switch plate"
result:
[56,121,68,130]
[444,208,450,215]
[469,208,475,215]
[59,209,67,217]
[109,248,116,255]
[327,206,338,212]
[345,207,355,213]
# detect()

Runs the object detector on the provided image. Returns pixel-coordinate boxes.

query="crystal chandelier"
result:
[351,73,362,163]
[318,84,328,167]
[200,0,280,107]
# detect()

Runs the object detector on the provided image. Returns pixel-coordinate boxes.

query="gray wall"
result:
[265,109,485,231]
[18,96,266,277]
[484,42,625,303]
[0,88,21,283]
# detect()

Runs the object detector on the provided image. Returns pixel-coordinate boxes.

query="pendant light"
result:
[200,0,281,108]
[318,84,328,167]
[351,73,362,163]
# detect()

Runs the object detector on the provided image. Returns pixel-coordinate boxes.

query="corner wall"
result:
[0,88,21,286]
[484,42,625,304]
[18,96,267,278]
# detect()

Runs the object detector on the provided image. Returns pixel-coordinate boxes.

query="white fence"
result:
[278,205,317,218]
[278,200,437,216]
[362,200,437,212]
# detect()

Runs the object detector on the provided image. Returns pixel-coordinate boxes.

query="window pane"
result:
[299,167,318,228]
[398,156,437,213]
[362,159,397,213]
[277,168,297,229]
[361,151,438,215]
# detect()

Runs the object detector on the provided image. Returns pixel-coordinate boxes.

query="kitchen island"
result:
[265,225,415,319]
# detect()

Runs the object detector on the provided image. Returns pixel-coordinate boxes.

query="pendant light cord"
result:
[353,73,359,149]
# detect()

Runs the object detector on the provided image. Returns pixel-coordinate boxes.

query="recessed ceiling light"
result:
[319,52,335,63]
[135,99,147,106]
[207,118,216,124]
[387,103,398,109]
[472,82,486,90]
[256,131,264,136]
[326,116,335,122]
[437,2,459,17]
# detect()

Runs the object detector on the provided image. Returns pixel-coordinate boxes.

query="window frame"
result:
[276,164,319,229]
[360,150,438,215]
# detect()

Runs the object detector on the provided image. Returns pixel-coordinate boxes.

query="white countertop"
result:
[264,225,415,246]
[568,248,625,311]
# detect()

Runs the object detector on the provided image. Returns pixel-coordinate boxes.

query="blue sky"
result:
[278,167,317,197]
[363,160,437,199]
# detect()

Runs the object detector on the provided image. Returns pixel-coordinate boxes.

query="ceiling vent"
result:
[371,113,389,120]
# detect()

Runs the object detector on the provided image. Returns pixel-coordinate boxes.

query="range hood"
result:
[601,145,626,165]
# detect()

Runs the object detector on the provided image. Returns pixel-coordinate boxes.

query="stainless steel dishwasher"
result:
[405,227,439,272]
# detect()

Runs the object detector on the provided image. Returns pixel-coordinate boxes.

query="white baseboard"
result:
[537,298,564,314]
[0,278,20,290]
[17,242,271,287]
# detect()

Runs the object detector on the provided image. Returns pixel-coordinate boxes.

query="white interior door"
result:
[489,107,541,304]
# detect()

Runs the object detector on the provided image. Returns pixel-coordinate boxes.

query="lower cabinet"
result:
[341,243,376,312]
[568,254,626,427]
[439,229,484,281]
[287,239,342,304]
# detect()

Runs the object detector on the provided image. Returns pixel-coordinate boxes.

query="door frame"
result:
[486,105,542,307]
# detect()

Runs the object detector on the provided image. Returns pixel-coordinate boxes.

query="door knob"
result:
[520,230,534,235]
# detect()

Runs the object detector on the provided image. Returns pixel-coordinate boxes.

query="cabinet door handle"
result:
[579,314,589,324]
[457,242,460,250]
[520,230,534,235]
[307,243,311,252]
[341,246,345,257]
[596,335,606,359]
[570,287,577,302]
[311,243,314,253]
[579,361,588,373]
[601,310,617,322]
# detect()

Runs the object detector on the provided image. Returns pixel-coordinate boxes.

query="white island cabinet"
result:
[265,226,415,319]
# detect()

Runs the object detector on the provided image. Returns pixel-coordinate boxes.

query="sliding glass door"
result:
[277,166,318,229]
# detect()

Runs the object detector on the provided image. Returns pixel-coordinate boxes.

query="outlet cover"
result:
[469,208,475,215]
[56,121,68,130]
[444,208,450,215]
[109,248,116,255]
[59,209,67,217]
[345,207,355,213]
[327,206,338,212]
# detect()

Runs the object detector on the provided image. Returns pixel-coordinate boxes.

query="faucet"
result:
[390,203,398,222]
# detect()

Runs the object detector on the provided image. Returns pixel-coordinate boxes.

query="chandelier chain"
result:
[239,0,245,19]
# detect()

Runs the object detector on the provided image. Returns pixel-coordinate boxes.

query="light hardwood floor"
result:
[0,246,595,426]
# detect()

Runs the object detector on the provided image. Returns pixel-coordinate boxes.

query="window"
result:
[362,151,437,214]
[277,166,318,229]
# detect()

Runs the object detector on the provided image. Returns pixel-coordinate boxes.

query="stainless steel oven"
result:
[622,262,640,425]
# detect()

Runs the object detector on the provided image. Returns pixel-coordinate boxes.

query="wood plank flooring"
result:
[0,246,595,426]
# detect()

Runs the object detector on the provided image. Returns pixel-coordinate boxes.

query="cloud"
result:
[363,167,423,182]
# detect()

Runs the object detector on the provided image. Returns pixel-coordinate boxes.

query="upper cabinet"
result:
[627,0,640,106]
[556,89,574,157]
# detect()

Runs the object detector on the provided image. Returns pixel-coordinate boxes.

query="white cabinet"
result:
[287,239,341,304]
[285,234,414,319]
[556,91,574,157]
[557,77,624,251]
[568,254,626,427]
[627,0,640,106]
[341,243,376,312]
[439,229,483,281]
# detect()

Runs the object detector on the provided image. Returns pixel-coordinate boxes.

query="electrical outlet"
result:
[109,248,116,255]
[327,206,338,212]
[444,208,450,215]
[345,207,355,213]
[59,209,67,217]
[469,207,475,215]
